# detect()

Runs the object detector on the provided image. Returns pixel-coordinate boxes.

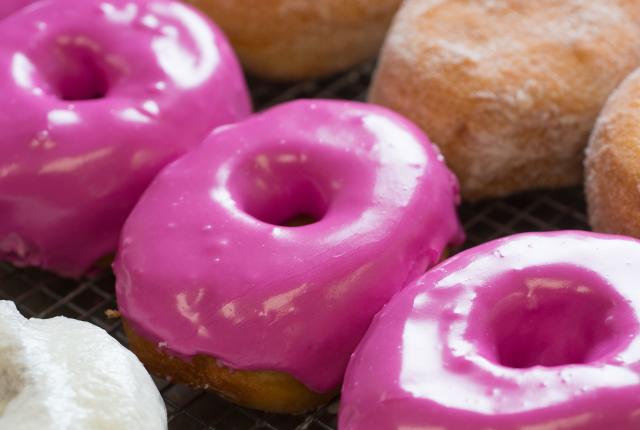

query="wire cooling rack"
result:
[0,61,590,430]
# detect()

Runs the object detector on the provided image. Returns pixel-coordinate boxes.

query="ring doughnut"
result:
[586,67,640,238]
[341,231,640,429]
[0,0,250,277]
[369,0,640,200]
[115,99,463,412]
[185,0,402,80]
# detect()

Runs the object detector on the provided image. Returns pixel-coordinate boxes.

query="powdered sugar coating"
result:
[370,0,640,200]
[185,0,401,80]
[585,67,640,237]
[0,301,166,430]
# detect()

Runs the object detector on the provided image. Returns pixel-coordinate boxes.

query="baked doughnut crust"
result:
[185,0,401,80]
[586,68,640,237]
[370,0,640,200]
[124,322,338,414]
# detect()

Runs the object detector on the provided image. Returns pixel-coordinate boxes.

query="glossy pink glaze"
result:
[0,0,251,277]
[340,231,640,430]
[0,0,39,19]
[114,99,464,392]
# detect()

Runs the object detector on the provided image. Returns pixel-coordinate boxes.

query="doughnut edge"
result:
[123,321,338,414]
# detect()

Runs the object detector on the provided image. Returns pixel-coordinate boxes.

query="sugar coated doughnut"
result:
[340,231,640,430]
[115,99,463,413]
[0,300,167,429]
[0,0,250,277]
[369,0,640,200]
[586,68,640,238]
[185,0,401,80]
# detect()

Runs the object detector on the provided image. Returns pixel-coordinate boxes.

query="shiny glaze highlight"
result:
[340,231,640,430]
[0,0,251,277]
[115,100,463,392]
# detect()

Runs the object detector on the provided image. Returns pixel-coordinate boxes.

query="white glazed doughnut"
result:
[0,301,166,430]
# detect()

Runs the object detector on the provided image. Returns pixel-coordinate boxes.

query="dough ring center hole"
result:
[30,36,113,101]
[229,151,333,227]
[469,269,637,369]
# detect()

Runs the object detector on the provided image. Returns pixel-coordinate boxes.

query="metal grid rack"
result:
[0,61,590,430]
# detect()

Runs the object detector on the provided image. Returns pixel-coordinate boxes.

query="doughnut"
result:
[114,99,464,413]
[0,300,167,429]
[340,231,640,429]
[369,0,640,200]
[0,0,250,277]
[0,0,38,19]
[184,0,402,81]
[585,68,640,238]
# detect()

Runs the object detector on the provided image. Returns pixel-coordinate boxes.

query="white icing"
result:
[0,301,167,430]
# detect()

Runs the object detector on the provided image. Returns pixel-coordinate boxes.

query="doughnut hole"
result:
[227,149,345,227]
[470,267,636,369]
[243,179,328,227]
[29,36,114,101]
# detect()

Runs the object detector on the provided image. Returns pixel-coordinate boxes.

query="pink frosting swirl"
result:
[115,99,463,392]
[0,0,250,276]
[341,231,640,429]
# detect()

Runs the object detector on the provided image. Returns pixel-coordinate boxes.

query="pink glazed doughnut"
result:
[340,231,640,430]
[115,99,464,413]
[0,0,250,277]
